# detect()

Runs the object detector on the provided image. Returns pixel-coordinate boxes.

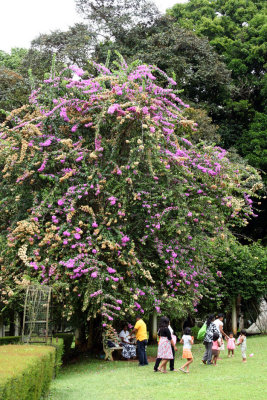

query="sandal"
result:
[179,368,186,373]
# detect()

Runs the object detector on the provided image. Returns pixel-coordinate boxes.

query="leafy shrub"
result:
[191,326,200,341]
[0,336,20,345]
[0,345,56,400]
[53,333,74,357]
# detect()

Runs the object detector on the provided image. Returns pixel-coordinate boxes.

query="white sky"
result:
[0,0,187,53]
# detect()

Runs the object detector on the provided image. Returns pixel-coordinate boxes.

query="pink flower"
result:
[116,300,122,304]
[108,196,117,205]
[63,231,71,236]
[107,267,116,274]
[92,249,97,254]
[71,124,78,132]
[121,235,130,244]
[58,199,64,206]
[74,233,81,240]
[187,212,192,217]
[107,103,120,114]
[69,65,85,77]
[92,222,98,228]
[91,271,98,278]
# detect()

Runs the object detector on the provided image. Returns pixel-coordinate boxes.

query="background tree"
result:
[21,24,95,80]
[75,0,160,41]
[168,0,267,172]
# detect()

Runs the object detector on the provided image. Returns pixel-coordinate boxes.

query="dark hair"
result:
[159,316,169,329]
[136,315,142,320]
[241,329,247,336]
[206,314,215,327]
[184,327,191,335]
[213,332,219,341]
[229,332,233,336]
[217,313,224,319]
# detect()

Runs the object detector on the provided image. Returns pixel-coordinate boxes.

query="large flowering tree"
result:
[0,58,262,336]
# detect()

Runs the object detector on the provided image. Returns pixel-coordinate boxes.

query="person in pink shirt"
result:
[227,332,236,357]
[212,332,221,366]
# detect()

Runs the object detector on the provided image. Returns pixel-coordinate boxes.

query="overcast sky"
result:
[0,0,187,53]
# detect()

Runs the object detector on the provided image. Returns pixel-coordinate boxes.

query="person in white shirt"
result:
[214,313,229,357]
[119,326,131,343]
[119,324,136,359]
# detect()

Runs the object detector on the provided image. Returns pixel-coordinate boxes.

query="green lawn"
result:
[49,336,267,400]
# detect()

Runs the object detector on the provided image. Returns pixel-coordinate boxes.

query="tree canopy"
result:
[0,58,262,331]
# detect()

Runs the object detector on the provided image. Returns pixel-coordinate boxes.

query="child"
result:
[237,329,247,363]
[227,333,236,357]
[212,332,221,366]
[179,327,194,373]
[156,316,177,373]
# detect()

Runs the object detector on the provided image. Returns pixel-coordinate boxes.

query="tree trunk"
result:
[0,315,4,337]
[151,311,158,343]
[232,297,237,335]
[14,313,20,336]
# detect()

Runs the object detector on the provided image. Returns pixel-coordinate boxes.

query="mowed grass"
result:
[49,336,267,400]
[0,344,55,382]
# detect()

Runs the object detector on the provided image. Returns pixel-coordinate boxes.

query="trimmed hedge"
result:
[52,338,64,376]
[53,333,74,357]
[0,345,56,400]
[0,336,20,345]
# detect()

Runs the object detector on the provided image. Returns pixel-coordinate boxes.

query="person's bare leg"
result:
[161,359,168,372]
[228,350,231,357]
[213,355,218,366]
[181,358,193,372]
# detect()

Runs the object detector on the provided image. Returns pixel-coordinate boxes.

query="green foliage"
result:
[238,112,267,177]
[52,338,64,376]
[169,0,267,168]
[75,0,159,41]
[0,48,28,71]
[0,345,56,400]
[0,336,20,346]
[53,334,74,358]
[203,237,267,314]
[191,325,200,340]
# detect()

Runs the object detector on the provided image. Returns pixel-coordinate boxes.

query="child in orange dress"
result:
[179,327,194,373]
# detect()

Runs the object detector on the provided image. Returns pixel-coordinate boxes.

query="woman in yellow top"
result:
[132,316,148,366]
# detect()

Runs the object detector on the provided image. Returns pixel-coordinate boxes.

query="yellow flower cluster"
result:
[60,169,76,182]
[18,244,31,267]
[12,220,40,239]
[18,139,28,163]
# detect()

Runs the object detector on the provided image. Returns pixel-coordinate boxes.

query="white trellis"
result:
[22,284,52,344]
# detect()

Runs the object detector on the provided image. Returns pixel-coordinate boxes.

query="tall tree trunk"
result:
[0,315,4,337]
[151,311,157,343]
[232,297,237,335]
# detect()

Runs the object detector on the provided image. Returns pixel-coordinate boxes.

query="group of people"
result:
[155,313,248,374]
[118,313,248,371]
[118,316,148,365]
[202,313,247,366]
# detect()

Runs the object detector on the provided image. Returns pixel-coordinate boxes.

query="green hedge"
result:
[0,336,20,345]
[53,333,74,357]
[52,338,64,376]
[0,345,56,400]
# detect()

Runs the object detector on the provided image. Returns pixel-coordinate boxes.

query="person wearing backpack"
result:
[202,314,219,365]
